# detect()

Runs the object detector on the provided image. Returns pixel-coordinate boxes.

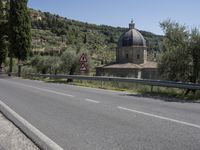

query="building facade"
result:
[96,21,158,79]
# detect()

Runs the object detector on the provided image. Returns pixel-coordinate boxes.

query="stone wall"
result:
[117,46,147,64]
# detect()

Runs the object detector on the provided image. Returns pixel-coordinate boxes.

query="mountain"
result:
[29,9,163,63]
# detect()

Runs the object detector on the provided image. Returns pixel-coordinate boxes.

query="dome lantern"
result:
[129,19,135,29]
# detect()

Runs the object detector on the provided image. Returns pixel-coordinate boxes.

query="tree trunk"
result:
[54,69,57,75]
[18,64,21,77]
[8,55,13,76]
[192,61,198,94]
[67,64,76,83]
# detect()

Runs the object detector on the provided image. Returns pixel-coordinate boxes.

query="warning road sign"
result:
[79,53,87,73]
[80,63,87,72]
[79,53,87,62]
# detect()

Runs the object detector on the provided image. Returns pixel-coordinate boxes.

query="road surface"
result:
[0,77,200,150]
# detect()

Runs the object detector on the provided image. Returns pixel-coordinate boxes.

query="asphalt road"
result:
[0,77,200,150]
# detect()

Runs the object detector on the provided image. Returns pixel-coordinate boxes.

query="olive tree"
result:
[158,20,190,82]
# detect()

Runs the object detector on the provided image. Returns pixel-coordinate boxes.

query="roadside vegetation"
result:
[22,75,200,102]
[1,0,200,100]
[159,20,200,84]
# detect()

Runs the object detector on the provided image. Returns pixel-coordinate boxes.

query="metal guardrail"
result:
[26,73,200,90]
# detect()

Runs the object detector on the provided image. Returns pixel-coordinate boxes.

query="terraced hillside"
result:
[30,9,163,63]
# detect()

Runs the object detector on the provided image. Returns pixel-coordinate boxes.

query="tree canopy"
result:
[158,19,200,83]
[0,0,9,66]
[9,0,31,61]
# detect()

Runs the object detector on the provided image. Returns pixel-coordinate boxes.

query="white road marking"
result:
[4,80,74,98]
[85,98,100,103]
[4,79,200,129]
[118,106,200,129]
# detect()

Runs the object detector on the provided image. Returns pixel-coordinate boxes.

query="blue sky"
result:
[28,0,200,35]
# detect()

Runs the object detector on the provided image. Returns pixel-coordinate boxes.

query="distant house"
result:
[30,12,42,21]
[96,21,158,79]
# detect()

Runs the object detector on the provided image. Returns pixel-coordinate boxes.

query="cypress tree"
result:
[0,36,7,67]
[9,0,31,76]
[0,0,9,67]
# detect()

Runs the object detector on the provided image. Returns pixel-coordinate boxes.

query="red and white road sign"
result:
[18,60,24,66]
[80,63,87,72]
[79,53,87,72]
[79,53,87,62]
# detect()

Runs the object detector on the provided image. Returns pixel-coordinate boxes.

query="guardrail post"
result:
[101,81,104,89]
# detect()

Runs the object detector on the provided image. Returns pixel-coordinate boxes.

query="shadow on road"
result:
[0,74,9,79]
[119,93,200,103]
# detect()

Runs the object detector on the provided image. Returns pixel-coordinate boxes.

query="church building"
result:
[96,21,158,79]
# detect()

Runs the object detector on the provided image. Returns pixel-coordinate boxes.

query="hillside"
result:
[29,9,163,63]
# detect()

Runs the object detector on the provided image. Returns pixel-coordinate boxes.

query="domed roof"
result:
[118,22,146,48]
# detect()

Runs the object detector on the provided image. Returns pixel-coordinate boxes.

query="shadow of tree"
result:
[119,92,200,103]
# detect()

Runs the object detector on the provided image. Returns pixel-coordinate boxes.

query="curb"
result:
[0,100,64,150]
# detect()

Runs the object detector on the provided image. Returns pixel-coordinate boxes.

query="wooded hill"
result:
[30,9,163,63]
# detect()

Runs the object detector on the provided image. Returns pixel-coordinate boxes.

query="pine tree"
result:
[9,0,31,76]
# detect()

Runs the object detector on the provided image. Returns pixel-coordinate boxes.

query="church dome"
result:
[118,22,146,48]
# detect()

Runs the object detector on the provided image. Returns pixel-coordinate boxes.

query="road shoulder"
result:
[0,112,39,150]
